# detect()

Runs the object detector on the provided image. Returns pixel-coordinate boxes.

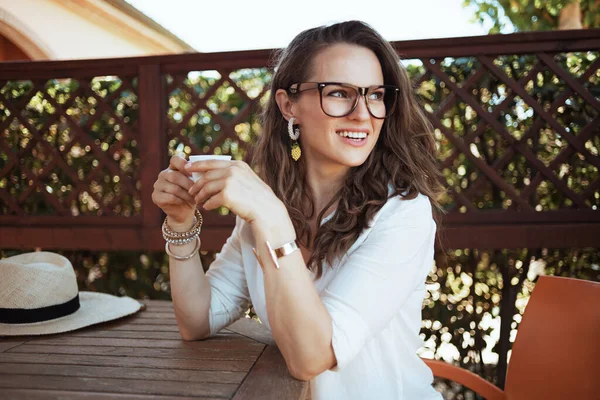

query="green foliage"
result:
[0,77,140,216]
[464,0,600,32]
[413,52,599,212]
[165,69,270,161]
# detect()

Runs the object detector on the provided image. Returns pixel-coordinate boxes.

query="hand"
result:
[185,159,283,225]
[151,154,198,231]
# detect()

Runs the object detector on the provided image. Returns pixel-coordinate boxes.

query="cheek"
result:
[300,109,335,137]
[373,121,385,138]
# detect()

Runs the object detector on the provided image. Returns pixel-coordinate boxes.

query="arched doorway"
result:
[0,33,30,61]
[0,8,53,61]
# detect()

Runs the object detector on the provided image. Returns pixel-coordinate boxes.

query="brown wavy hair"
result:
[251,20,445,279]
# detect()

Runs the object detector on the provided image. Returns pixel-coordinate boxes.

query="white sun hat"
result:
[0,251,143,336]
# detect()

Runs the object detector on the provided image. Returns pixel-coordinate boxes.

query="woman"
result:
[152,20,444,400]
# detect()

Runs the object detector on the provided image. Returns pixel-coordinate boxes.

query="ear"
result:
[275,89,298,123]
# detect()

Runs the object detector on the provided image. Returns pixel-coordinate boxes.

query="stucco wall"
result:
[0,0,188,60]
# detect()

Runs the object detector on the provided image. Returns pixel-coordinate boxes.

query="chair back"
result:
[504,275,600,399]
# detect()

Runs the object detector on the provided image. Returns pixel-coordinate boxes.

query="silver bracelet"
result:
[165,234,197,246]
[265,239,299,269]
[165,236,201,260]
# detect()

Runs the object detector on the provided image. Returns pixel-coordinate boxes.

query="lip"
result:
[336,133,369,147]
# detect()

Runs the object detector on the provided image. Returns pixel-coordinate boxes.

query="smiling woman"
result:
[151,20,445,400]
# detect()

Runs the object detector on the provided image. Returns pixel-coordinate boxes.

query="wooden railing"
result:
[1,29,599,251]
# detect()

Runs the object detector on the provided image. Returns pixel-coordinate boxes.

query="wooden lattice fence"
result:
[1,29,598,251]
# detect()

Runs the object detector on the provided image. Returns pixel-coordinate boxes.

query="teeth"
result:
[337,131,367,139]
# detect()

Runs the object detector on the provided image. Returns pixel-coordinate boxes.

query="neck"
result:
[305,159,348,219]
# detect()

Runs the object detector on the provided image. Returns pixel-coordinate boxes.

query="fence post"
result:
[138,64,165,249]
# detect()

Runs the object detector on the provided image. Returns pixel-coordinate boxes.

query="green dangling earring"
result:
[288,117,301,161]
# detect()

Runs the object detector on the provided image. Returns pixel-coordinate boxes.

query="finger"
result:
[184,159,232,173]
[202,191,226,211]
[156,180,196,204]
[188,167,232,196]
[170,154,190,174]
[153,192,186,206]
[195,179,227,205]
[164,169,194,191]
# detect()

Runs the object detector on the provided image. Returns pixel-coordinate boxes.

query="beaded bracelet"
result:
[162,208,203,243]
[162,209,203,260]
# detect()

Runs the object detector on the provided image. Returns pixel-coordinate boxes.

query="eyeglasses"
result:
[287,82,400,119]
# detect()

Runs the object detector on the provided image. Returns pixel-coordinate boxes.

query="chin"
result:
[340,153,371,168]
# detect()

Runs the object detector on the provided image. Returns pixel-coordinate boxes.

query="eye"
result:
[368,90,385,101]
[327,90,350,99]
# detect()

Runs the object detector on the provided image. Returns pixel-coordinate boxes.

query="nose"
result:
[348,95,370,121]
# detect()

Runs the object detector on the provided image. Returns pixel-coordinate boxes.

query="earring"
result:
[288,117,301,161]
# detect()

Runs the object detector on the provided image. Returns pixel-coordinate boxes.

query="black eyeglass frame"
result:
[287,82,400,119]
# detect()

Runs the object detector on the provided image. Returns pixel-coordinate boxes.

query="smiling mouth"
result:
[336,131,368,141]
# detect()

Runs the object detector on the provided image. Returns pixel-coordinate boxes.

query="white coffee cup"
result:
[188,155,232,182]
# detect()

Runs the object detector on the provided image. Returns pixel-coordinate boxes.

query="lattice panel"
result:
[2,51,598,220]
[0,77,140,216]
[412,51,600,212]
[164,55,599,215]
[165,68,271,160]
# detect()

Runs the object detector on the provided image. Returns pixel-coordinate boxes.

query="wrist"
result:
[252,202,296,245]
[163,209,203,261]
[166,236,201,261]
[168,216,196,233]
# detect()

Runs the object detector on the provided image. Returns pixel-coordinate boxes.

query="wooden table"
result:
[0,300,309,399]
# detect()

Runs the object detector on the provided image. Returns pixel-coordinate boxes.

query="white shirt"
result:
[205,189,442,400]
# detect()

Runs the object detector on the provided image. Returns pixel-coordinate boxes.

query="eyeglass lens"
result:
[320,84,397,118]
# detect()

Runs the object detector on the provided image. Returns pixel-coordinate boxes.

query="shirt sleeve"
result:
[321,194,436,372]
[205,216,251,336]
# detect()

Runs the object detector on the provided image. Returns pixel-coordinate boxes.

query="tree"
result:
[464,0,600,33]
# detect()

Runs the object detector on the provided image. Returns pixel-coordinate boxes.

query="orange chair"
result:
[423,275,600,400]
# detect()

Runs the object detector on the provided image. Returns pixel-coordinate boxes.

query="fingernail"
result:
[185,162,191,169]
